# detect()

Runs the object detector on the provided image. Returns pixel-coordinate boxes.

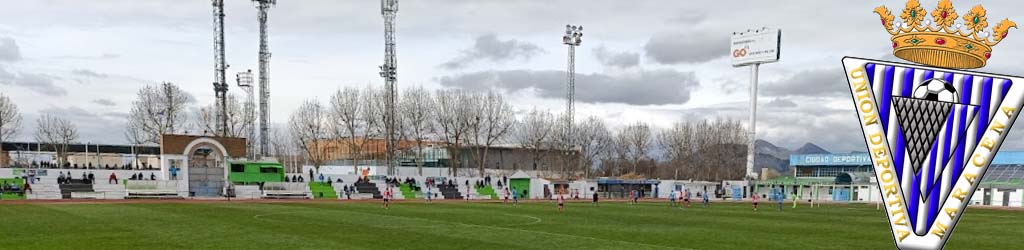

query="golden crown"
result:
[875,0,1016,69]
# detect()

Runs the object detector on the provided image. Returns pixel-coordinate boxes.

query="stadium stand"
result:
[399,183,416,199]
[233,185,262,199]
[60,179,94,199]
[125,180,183,199]
[475,185,498,200]
[438,183,463,199]
[262,183,309,199]
[354,180,383,199]
[0,178,25,200]
[309,182,337,199]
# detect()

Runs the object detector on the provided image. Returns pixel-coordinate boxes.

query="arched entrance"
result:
[160,134,248,198]
[187,142,227,197]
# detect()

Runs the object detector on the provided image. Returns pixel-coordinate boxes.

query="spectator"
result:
[88,172,95,184]
[291,175,297,182]
[319,173,325,184]
[23,181,32,194]
[150,173,156,180]
[170,166,179,180]
[109,173,118,184]
[58,172,66,185]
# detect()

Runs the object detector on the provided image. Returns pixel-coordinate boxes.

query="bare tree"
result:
[399,86,435,176]
[34,114,78,166]
[125,82,192,144]
[619,121,652,175]
[0,93,21,166]
[472,91,515,176]
[289,99,328,170]
[329,86,380,173]
[659,120,695,180]
[576,116,611,178]
[516,108,555,173]
[434,89,474,176]
[195,94,250,138]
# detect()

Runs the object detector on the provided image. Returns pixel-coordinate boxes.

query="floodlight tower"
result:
[212,0,229,137]
[254,0,276,158]
[380,0,399,175]
[236,70,255,159]
[562,24,582,153]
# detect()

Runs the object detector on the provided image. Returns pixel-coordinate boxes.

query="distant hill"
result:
[752,141,833,175]
[754,140,791,174]
[793,143,830,155]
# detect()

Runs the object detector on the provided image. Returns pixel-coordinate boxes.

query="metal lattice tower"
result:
[562,25,582,152]
[236,70,255,159]
[212,0,229,137]
[380,0,399,175]
[254,0,276,158]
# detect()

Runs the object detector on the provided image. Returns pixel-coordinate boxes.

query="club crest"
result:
[843,57,1024,249]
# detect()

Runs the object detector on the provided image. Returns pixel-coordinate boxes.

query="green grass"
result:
[476,185,498,199]
[400,184,417,199]
[308,182,337,199]
[0,201,1021,249]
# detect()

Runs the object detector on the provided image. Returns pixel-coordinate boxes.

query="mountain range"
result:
[754,140,831,174]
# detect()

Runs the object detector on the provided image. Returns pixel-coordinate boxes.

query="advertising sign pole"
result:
[745,63,759,180]
[731,27,780,181]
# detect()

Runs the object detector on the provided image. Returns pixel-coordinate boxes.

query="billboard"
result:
[730,28,781,67]
[789,153,871,166]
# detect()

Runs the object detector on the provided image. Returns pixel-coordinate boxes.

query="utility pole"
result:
[380,0,399,175]
[212,0,229,137]
[254,0,276,158]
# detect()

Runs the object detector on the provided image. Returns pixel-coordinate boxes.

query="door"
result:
[1001,189,1011,207]
[188,147,225,197]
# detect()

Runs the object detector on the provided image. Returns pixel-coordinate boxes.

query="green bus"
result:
[227,161,285,184]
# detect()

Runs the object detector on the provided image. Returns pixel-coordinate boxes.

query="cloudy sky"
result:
[2,0,1024,153]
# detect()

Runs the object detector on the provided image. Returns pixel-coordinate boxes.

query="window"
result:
[231,164,245,173]
[260,167,280,174]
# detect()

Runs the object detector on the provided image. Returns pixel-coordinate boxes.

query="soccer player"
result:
[683,189,691,208]
[383,186,392,209]
[512,187,519,206]
[669,190,677,207]
[777,190,784,212]
[503,187,510,206]
[426,186,433,203]
[557,191,565,213]
[592,191,599,206]
[631,189,639,205]
[752,192,760,211]
[702,191,710,207]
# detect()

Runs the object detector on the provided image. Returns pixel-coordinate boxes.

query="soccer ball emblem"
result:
[913,78,958,103]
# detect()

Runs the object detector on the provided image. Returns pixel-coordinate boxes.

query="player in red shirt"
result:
[557,191,565,213]
[752,192,760,211]
[383,186,392,209]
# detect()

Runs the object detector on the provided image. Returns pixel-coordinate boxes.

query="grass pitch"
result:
[0,200,1021,249]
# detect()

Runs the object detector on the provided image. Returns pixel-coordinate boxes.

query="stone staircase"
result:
[354,181,382,199]
[438,184,463,200]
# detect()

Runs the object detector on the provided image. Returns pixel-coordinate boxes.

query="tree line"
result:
[0,83,751,181]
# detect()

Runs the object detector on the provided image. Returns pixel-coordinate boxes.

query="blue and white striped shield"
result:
[843,57,1024,250]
